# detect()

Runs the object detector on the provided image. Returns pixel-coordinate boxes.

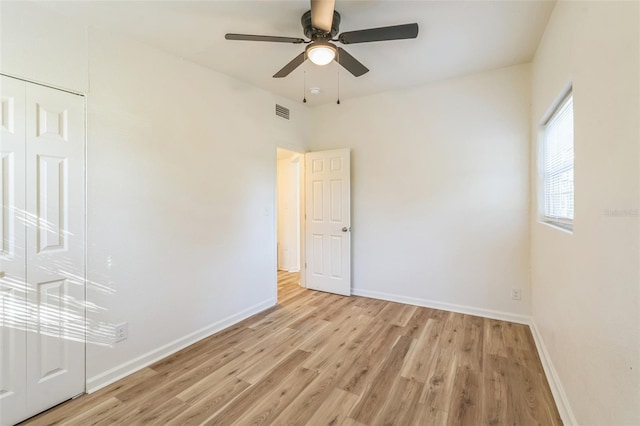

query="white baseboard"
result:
[528,319,578,426]
[351,288,530,324]
[86,297,277,393]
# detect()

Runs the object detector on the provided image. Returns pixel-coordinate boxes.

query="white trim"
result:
[540,219,573,234]
[85,297,276,393]
[528,319,578,426]
[0,72,85,96]
[351,288,530,325]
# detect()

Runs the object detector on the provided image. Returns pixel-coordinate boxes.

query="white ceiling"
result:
[38,0,555,106]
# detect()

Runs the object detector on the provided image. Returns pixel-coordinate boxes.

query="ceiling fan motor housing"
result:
[302,10,341,39]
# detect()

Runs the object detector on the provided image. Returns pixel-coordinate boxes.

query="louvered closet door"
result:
[0,76,85,426]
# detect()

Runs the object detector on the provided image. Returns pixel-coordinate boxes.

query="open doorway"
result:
[276,147,304,302]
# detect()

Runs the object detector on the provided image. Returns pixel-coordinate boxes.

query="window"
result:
[542,92,574,230]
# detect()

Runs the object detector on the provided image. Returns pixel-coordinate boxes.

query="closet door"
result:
[24,83,86,416]
[0,76,28,426]
[1,76,85,425]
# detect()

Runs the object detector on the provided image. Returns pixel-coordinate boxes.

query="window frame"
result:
[539,89,574,232]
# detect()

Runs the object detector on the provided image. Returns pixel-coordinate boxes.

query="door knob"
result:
[341,227,350,232]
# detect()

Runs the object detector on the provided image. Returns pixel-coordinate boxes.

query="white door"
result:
[0,76,85,425]
[305,149,351,296]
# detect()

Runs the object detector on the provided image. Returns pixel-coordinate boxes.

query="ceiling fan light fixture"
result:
[307,42,337,66]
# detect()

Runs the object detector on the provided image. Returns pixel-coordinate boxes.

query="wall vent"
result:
[275,104,290,120]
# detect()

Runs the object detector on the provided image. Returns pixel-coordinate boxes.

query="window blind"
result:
[543,95,574,223]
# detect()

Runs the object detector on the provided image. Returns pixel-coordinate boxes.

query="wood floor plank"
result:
[117,346,244,406]
[58,397,123,425]
[482,354,509,425]
[302,312,373,371]
[341,418,368,426]
[504,348,563,426]
[419,323,461,411]
[374,377,424,426]
[320,295,360,322]
[446,364,481,426]
[21,271,562,426]
[99,348,245,425]
[107,396,186,426]
[400,306,433,339]
[134,397,188,425]
[401,318,444,382]
[286,308,331,334]
[232,366,319,425]
[336,323,403,396]
[174,328,299,403]
[249,300,315,332]
[305,388,359,426]
[203,349,311,425]
[269,369,345,425]
[414,405,449,426]
[237,322,327,383]
[352,296,387,317]
[392,304,418,327]
[348,335,413,424]
[170,376,251,425]
[459,314,484,372]
[148,324,256,375]
[484,319,509,357]
[376,302,408,326]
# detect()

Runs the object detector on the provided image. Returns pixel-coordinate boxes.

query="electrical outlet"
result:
[511,288,522,301]
[115,322,128,342]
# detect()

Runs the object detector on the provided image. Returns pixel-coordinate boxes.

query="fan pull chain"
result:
[337,68,341,105]
[303,70,307,103]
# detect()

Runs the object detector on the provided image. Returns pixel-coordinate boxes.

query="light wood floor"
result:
[23,271,562,425]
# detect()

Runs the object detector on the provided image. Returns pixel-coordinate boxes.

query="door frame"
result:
[275,145,306,293]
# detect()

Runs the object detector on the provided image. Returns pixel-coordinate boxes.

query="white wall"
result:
[1,1,309,391]
[0,1,88,93]
[530,1,640,424]
[309,64,532,320]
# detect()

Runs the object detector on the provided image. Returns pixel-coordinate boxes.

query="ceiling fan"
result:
[225,0,419,78]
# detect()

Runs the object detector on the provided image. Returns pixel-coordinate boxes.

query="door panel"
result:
[25,83,85,418]
[305,149,351,296]
[0,75,27,426]
[36,155,68,252]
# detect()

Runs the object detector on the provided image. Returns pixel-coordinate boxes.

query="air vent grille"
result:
[275,104,290,120]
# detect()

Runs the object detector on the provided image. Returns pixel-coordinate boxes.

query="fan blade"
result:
[337,47,369,77]
[225,33,305,44]
[273,52,306,78]
[338,23,419,44]
[311,0,335,33]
